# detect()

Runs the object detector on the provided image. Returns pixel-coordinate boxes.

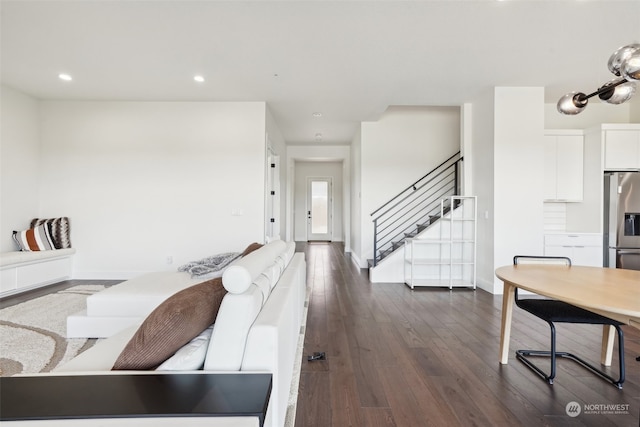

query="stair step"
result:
[379,248,393,259]
[392,240,405,250]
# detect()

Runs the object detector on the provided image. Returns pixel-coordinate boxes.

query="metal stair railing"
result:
[370,152,463,266]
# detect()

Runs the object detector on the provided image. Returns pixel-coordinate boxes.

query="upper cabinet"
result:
[603,127,640,170]
[543,130,584,202]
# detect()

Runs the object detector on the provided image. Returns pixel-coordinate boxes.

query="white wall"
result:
[492,87,546,293]
[471,88,546,294]
[292,161,343,242]
[1,85,41,252]
[470,89,496,293]
[38,101,268,278]
[631,99,640,123]
[350,127,362,266]
[359,106,460,267]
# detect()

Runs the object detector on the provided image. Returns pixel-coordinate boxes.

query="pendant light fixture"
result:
[557,43,640,115]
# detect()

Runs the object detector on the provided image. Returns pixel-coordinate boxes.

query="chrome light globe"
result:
[598,79,637,104]
[557,92,588,115]
[621,49,640,81]
[608,44,640,76]
[557,43,639,115]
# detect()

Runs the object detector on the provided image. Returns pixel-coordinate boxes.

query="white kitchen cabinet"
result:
[543,131,584,202]
[604,129,640,170]
[544,233,602,267]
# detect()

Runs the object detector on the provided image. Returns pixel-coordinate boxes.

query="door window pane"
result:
[311,181,328,234]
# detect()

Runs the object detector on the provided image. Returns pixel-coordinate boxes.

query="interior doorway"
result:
[307,177,332,241]
[292,160,343,243]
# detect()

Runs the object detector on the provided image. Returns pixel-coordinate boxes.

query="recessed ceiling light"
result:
[194,75,205,83]
[315,133,323,141]
[312,112,323,118]
[58,73,72,81]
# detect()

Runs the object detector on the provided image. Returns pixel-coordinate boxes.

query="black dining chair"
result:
[513,255,625,389]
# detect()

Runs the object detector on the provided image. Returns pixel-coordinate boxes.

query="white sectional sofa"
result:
[67,270,212,338]
[12,240,307,427]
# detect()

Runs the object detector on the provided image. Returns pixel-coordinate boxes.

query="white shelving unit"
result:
[404,196,477,290]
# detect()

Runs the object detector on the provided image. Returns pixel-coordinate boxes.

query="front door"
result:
[307,178,332,241]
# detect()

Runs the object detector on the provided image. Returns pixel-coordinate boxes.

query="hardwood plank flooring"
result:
[295,242,640,427]
[0,279,121,309]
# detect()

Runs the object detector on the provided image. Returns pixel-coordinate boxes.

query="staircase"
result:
[370,152,463,267]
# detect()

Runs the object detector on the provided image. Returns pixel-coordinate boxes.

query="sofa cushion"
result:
[12,225,55,251]
[222,240,286,294]
[30,217,71,249]
[112,277,226,370]
[156,325,213,371]
[203,285,264,371]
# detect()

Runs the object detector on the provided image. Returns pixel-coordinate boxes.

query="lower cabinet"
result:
[0,257,73,297]
[544,234,602,267]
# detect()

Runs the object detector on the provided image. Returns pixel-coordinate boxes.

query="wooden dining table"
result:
[495,264,640,365]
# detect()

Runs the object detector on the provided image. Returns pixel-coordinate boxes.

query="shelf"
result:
[405,258,449,265]
[404,196,477,291]
[405,278,476,289]
[405,258,473,265]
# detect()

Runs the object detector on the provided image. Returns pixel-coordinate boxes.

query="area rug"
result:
[0,285,105,376]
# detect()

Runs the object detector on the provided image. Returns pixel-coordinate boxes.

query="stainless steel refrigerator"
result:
[604,171,640,270]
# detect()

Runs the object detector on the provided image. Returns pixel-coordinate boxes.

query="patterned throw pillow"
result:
[13,225,56,251]
[30,217,71,249]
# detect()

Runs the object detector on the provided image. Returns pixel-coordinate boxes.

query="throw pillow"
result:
[12,225,55,251]
[241,242,263,257]
[30,217,71,249]
[112,277,226,370]
[156,326,213,371]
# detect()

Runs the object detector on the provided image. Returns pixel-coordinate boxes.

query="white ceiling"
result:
[2,0,640,145]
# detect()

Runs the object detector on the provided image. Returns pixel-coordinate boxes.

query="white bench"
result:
[0,249,76,297]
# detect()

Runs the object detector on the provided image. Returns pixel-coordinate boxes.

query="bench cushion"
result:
[0,248,76,267]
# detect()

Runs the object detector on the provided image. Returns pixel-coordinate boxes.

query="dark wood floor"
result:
[294,242,640,427]
[0,279,122,309]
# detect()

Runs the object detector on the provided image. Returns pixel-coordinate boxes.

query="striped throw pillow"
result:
[13,225,56,251]
[30,217,71,249]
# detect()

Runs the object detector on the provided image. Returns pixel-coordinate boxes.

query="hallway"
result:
[294,242,639,427]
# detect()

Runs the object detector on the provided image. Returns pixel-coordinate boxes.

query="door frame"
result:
[265,149,280,242]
